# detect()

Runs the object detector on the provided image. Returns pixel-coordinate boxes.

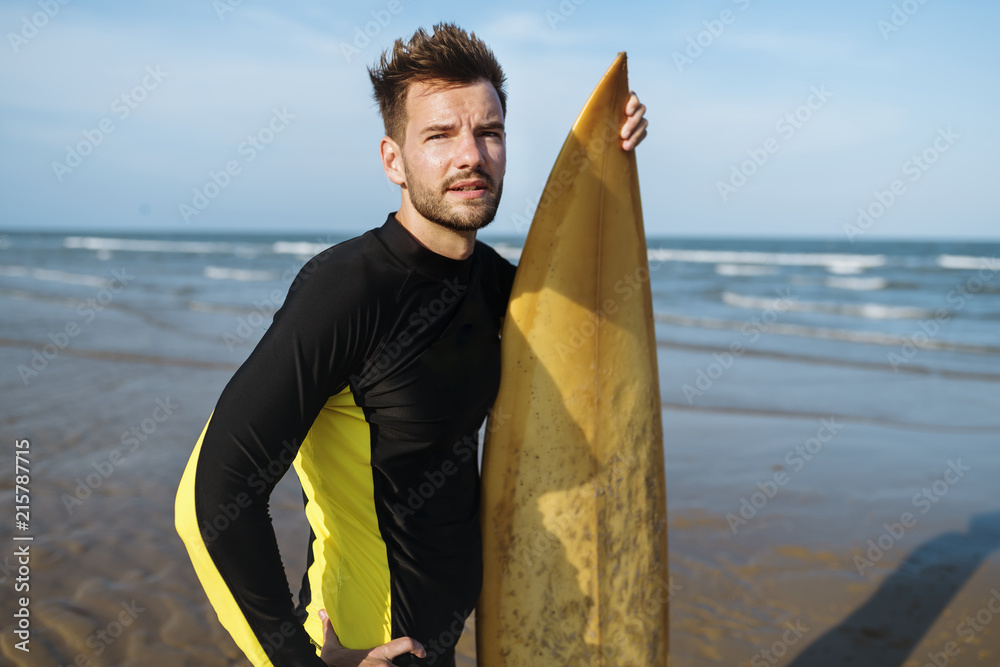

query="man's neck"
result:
[394,204,477,261]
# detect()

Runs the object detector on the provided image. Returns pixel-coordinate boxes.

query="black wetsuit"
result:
[175,213,516,666]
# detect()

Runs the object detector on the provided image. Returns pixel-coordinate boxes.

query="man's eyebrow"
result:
[419,120,505,134]
[420,122,457,135]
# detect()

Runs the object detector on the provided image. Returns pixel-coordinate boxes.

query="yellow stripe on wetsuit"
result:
[295,386,392,650]
[175,386,393,664]
[175,414,279,665]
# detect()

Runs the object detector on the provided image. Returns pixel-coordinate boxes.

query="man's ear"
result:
[380,136,406,186]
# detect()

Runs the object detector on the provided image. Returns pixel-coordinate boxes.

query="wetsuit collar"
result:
[377,212,474,282]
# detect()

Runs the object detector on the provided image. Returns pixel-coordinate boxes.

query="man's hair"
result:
[368,23,507,143]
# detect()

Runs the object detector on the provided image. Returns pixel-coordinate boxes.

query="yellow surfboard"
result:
[477,53,669,665]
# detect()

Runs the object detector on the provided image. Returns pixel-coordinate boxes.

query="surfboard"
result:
[477,53,669,665]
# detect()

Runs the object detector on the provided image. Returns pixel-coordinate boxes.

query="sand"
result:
[2,316,999,666]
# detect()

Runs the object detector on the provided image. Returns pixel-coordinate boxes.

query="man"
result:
[175,23,648,667]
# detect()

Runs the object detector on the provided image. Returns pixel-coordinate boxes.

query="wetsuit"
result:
[175,213,516,666]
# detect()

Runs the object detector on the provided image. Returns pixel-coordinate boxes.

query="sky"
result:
[0,0,997,239]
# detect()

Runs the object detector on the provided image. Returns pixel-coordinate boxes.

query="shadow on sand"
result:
[787,510,1000,666]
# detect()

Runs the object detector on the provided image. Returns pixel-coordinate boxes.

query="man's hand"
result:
[320,609,427,667]
[621,91,648,151]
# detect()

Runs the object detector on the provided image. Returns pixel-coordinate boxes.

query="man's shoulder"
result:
[294,228,400,281]
[475,238,517,276]
[307,228,378,267]
[473,238,516,270]
[280,227,405,311]
[473,238,517,302]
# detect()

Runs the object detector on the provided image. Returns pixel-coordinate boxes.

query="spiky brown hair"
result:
[368,23,507,143]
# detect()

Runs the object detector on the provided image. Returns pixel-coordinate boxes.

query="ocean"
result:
[3,230,998,380]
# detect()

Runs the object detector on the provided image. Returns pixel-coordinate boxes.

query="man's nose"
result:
[453,130,485,170]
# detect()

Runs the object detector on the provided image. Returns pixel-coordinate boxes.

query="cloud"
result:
[485,10,597,48]
[722,30,899,72]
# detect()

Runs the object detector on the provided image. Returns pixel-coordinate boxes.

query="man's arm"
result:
[175,250,369,666]
[319,610,426,666]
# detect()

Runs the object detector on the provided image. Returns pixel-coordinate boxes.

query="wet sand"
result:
[2,306,999,666]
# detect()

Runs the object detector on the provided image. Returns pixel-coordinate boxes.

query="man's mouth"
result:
[447,179,488,193]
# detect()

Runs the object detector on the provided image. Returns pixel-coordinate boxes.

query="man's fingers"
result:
[317,612,424,666]
[627,90,642,114]
[622,118,648,151]
[320,609,344,649]
[620,90,648,151]
[370,636,427,661]
[621,103,647,137]
[624,93,646,123]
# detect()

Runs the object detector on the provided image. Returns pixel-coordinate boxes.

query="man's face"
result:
[397,78,506,232]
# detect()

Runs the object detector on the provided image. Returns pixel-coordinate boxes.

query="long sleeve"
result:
[175,241,377,666]
[176,216,517,666]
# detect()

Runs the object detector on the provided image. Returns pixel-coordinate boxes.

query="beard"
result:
[403,164,504,233]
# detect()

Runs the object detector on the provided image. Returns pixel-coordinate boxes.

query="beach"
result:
[1,231,998,666]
